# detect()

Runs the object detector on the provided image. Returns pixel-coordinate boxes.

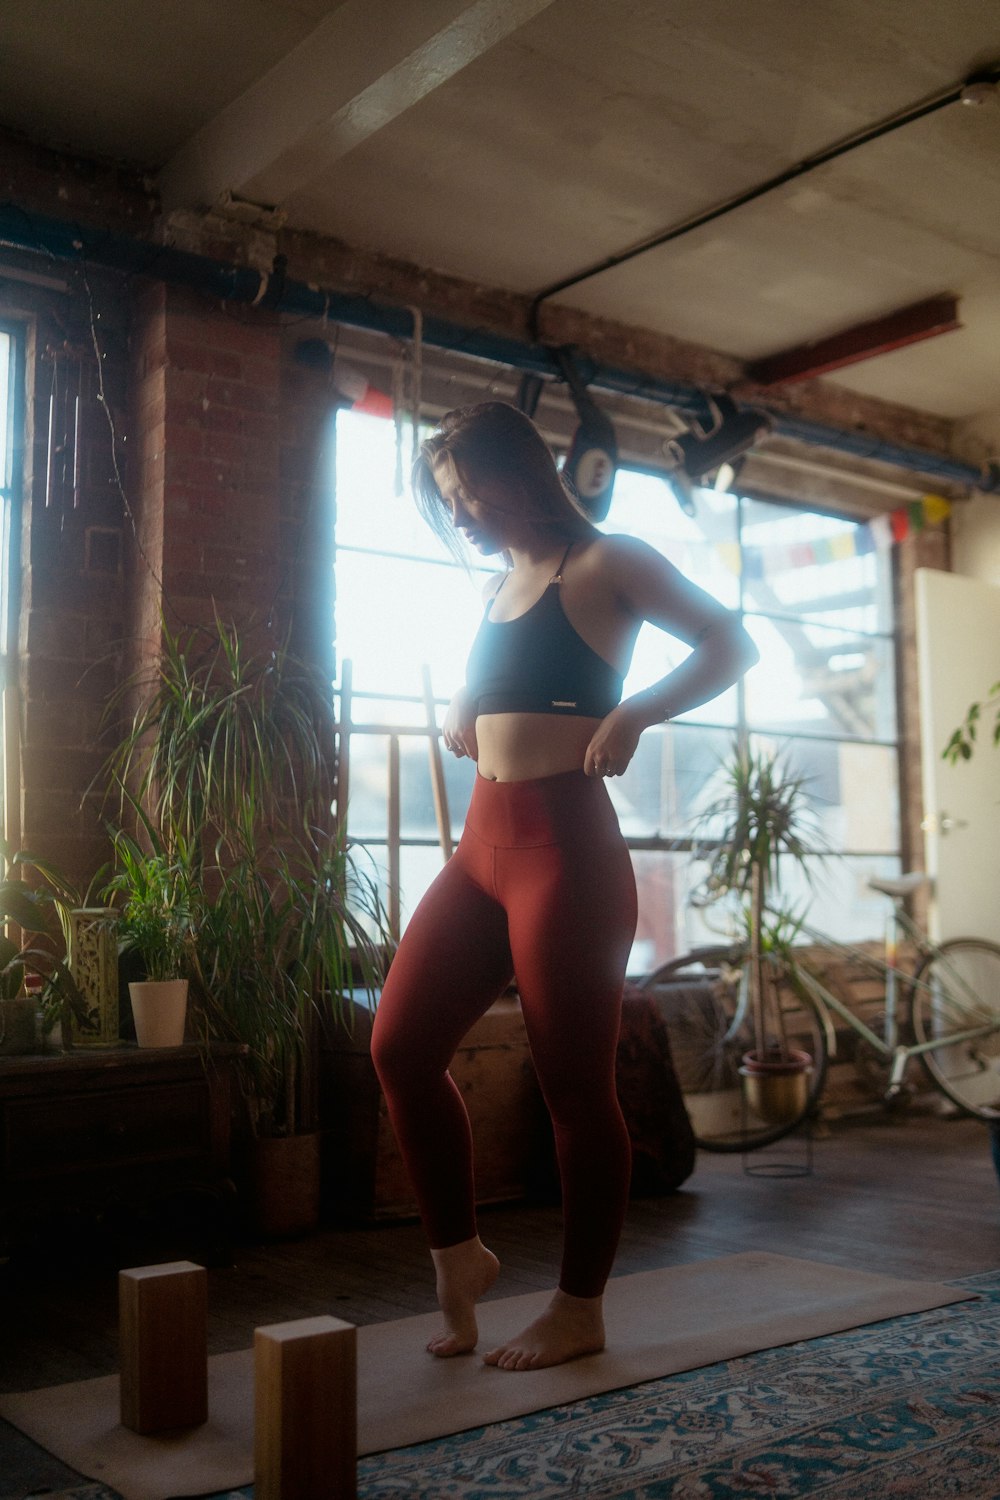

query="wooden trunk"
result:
[320,995,547,1223]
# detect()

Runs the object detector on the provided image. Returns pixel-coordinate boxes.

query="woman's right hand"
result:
[443,689,478,760]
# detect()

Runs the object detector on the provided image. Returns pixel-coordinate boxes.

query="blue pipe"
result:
[3,199,996,493]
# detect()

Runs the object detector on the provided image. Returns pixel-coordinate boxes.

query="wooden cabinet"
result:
[0,1046,237,1262]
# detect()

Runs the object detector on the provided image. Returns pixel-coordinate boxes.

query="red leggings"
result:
[371,769,637,1299]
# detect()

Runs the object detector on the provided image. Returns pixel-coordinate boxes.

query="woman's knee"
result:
[369,1006,420,1092]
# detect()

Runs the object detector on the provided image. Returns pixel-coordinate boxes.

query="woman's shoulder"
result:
[573,531,666,579]
[480,570,507,603]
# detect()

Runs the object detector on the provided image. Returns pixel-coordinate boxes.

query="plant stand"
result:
[740,1096,814,1178]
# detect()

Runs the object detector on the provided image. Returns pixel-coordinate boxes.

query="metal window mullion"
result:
[387,733,401,943]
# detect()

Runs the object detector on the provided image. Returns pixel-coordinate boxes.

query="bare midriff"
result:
[475,712,603,782]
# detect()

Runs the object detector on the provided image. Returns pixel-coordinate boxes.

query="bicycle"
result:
[640,872,1000,1151]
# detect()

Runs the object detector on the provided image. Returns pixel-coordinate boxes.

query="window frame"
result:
[0,319,24,852]
[332,406,902,960]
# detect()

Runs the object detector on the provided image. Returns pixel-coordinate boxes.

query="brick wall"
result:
[2,251,948,904]
[2,265,340,894]
[8,273,127,885]
[0,125,957,898]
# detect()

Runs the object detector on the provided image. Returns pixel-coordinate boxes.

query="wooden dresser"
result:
[0,1045,238,1263]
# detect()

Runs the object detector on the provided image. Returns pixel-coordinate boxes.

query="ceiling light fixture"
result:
[665,394,772,487]
[554,347,618,521]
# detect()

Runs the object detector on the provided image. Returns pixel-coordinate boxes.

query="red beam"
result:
[745,294,961,387]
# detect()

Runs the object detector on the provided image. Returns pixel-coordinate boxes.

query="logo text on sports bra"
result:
[551,700,577,708]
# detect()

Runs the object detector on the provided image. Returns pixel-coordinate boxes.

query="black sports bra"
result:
[465,544,624,719]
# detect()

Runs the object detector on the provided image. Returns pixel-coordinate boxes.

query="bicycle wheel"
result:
[909,937,1000,1118]
[640,945,828,1151]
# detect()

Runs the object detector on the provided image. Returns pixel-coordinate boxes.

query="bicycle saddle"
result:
[867,872,929,899]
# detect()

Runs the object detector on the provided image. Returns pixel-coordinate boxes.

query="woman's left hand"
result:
[584,703,648,778]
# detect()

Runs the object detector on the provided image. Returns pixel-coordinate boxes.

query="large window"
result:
[0,324,21,847]
[334,406,899,970]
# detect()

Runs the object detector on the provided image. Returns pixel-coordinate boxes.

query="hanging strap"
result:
[550,541,574,582]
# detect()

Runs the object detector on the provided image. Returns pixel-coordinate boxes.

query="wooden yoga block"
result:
[255,1314,357,1500]
[118,1260,208,1434]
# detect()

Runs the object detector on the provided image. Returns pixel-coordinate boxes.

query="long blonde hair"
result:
[412,402,598,561]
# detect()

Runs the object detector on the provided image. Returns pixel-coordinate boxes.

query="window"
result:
[333,405,899,968]
[0,324,22,847]
[602,474,898,969]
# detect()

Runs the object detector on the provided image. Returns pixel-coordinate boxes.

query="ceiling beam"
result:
[160,0,556,215]
[745,295,962,388]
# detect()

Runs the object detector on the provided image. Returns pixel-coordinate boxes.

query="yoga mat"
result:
[0,1253,974,1500]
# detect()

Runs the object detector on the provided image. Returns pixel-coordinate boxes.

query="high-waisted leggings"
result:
[371,769,638,1299]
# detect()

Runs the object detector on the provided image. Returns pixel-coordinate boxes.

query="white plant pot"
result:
[128,979,189,1048]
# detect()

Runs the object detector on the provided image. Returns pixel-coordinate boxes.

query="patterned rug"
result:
[18,1271,1000,1500]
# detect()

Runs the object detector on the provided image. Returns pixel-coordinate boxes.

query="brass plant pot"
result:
[739,1049,812,1125]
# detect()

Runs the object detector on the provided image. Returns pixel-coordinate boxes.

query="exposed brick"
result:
[22,696,89,750]
[198,316,280,362]
[203,403,245,435]
[166,452,232,490]
[26,651,117,703]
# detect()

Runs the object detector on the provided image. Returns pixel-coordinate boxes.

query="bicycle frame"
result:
[724,893,1000,1098]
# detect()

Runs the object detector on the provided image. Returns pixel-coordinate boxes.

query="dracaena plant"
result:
[101,615,391,1136]
[692,741,827,1058]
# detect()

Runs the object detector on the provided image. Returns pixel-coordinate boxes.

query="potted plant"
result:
[944,677,1000,763]
[693,740,826,1123]
[0,844,96,1052]
[102,823,198,1047]
[103,617,390,1234]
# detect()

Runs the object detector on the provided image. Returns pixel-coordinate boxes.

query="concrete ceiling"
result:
[3,0,1000,428]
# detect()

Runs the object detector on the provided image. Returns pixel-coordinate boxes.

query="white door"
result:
[915,567,1000,943]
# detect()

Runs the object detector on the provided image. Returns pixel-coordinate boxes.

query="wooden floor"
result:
[1,1110,998,1497]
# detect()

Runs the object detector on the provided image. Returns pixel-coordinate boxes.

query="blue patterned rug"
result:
[25,1271,1000,1500]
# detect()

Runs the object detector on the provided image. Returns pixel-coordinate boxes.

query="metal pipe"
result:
[2,199,996,492]
[528,64,1000,322]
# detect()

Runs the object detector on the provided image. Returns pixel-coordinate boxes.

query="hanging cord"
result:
[409,304,423,476]
[392,354,406,497]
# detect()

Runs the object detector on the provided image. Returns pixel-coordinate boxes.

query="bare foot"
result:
[483,1289,605,1371]
[427,1238,500,1357]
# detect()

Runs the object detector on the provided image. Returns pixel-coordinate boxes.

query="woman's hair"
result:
[412,401,598,560]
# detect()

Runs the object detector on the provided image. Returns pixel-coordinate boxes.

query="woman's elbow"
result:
[736,624,760,674]
[711,617,759,679]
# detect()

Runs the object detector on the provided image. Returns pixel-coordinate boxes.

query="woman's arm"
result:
[584,535,759,778]
[443,686,479,760]
[443,571,504,761]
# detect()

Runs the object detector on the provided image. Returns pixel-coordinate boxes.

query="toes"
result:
[483,1344,536,1371]
[427,1333,473,1357]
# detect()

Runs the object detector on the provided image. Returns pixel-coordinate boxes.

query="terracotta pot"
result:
[248,1131,322,1239]
[128,979,188,1047]
[739,1047,812,1125]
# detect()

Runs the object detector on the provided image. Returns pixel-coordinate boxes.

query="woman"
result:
[371,401,758,1371]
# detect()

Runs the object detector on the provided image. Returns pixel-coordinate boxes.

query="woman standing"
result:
[371,401,758,1371]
